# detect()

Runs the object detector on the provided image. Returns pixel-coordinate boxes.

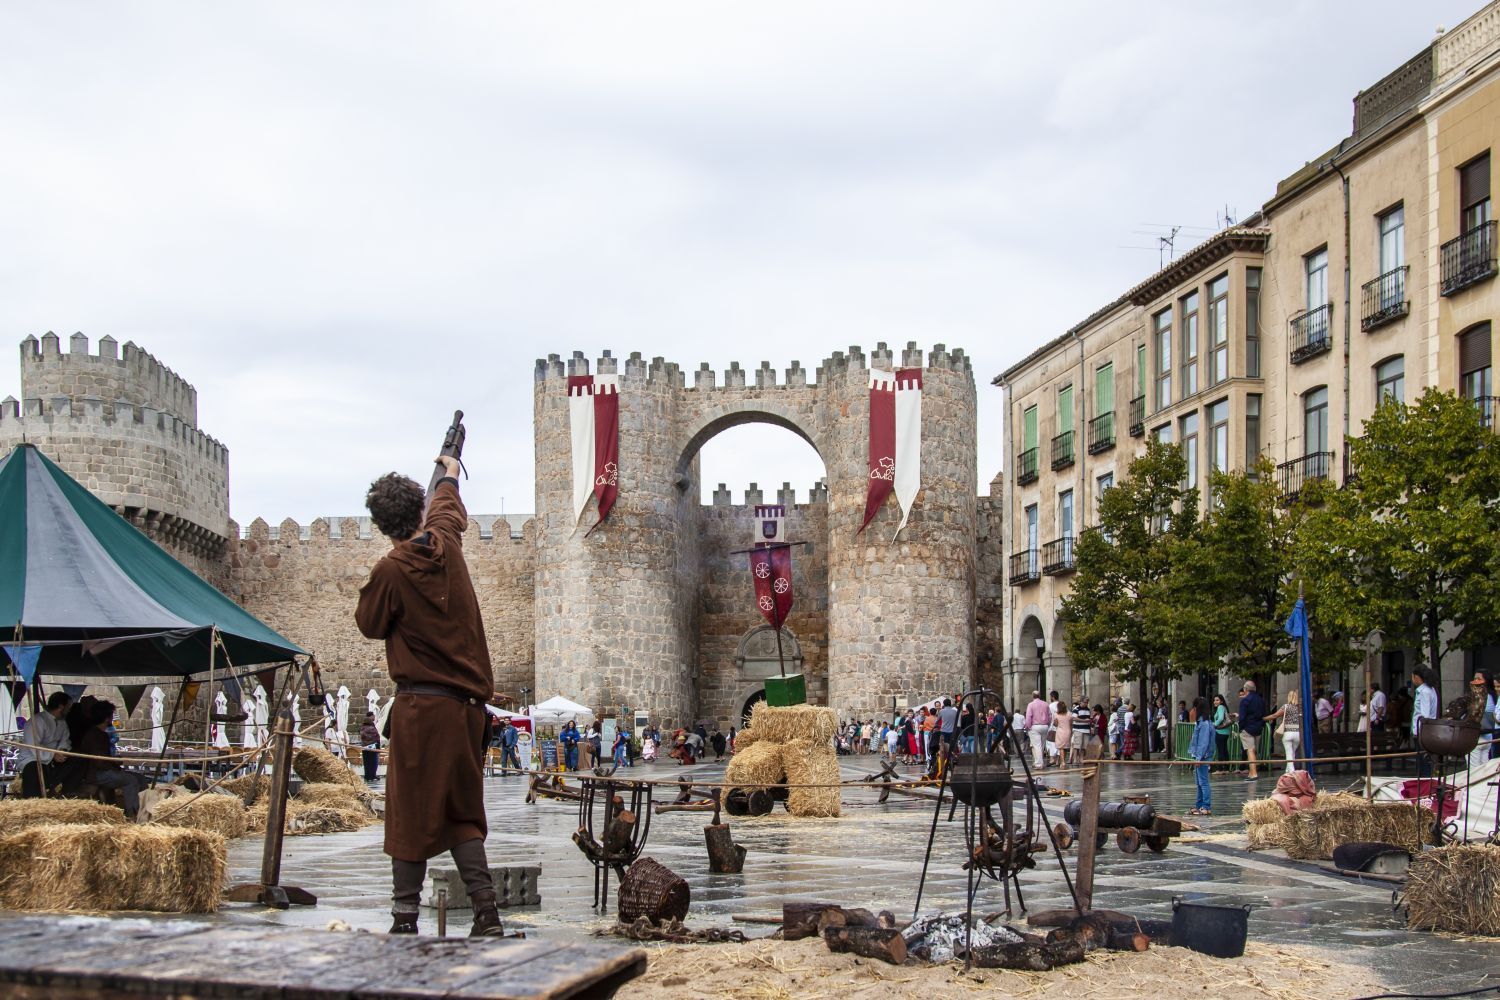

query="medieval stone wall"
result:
[225,514,537,705]
[695,495,830,730]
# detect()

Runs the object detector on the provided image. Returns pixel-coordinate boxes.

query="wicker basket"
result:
[617,856,689,925]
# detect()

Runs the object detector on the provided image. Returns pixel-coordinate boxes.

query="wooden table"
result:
[0,915,647,999]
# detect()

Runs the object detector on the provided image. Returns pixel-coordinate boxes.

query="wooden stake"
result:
[1075,742,1106,911]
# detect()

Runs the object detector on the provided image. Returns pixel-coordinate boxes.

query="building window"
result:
[1096,473,1113,540]
[1154,423,1172,444]
[1379,205,1405,273]
[1095,362,1114,417]
[1306,247,1329,311]
[1462,153,1491,234]
[1180,291,1199,398]
[1180,411,1199,494]
[1025,504,1039,573]
[1136,343,1147,398]
[1207,399,1229,476]
[1246,394,1262,468]
[1154,307,1172,410]
[1059,489,1074,541]
[1304,386,1329,457]
[1207,275,1228,386]
[1375,356,1405,405]
[1245,267,1262,378]
[1460,324,1493,425]
[1022,404,1038,452]
[1057,384,1073,438]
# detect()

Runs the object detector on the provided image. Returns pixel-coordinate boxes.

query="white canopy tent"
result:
[530,696,595,725]
[484,704,530,720]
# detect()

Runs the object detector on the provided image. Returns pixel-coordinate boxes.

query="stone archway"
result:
[734,623,805,678]
[531,345,978,728]
[741,689,766,727]
[1017,615,1046,703]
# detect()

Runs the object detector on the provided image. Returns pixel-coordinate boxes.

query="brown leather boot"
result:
[469,891,504,938]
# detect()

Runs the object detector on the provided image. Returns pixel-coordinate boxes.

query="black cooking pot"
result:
[1417,718,1481,757]
[948,753,1013,807]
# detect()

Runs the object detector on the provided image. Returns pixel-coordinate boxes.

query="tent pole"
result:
[202,627,217,785]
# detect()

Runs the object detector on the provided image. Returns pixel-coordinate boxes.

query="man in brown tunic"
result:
[356,456,502,936]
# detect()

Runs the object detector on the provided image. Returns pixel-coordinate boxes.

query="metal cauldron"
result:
[947,753,1013,807]
[1417,718,1481,757]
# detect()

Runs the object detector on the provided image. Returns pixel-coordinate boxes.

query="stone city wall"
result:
[225,514,537,706]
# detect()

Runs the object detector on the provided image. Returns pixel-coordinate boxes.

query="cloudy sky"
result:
[0,2,1478,525]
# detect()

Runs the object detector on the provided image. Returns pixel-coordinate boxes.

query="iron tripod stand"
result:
[911,687,1081,968]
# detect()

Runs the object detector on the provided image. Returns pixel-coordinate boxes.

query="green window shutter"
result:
[1096,363,1114,415]
[1058,386,1074,436]
[1023,405,1037,451]
[1136,345,1146,396]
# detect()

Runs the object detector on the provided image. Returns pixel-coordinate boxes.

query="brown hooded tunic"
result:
[355,478,493,862]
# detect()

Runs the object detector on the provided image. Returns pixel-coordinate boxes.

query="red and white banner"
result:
[860,367,922,534]
[750,544,794,628]
[567,373,620,527]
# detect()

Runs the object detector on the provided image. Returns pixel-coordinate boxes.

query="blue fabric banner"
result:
[1283,598,1317,779]
[2,645,40,685]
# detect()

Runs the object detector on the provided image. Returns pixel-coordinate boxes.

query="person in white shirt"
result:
[17,692,80,798]
[1314,691,1334,733]
[1369,684,1387,730]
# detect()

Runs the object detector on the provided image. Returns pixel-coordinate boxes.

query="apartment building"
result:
[993,3,1500,710]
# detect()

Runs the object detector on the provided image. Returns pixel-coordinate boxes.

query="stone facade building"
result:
[995,4,1500,710]
[1,333,1003,733]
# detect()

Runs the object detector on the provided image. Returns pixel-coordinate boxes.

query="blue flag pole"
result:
[1284,592,1317,779]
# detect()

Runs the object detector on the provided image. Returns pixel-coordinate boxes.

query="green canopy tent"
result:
[0,443,304,677]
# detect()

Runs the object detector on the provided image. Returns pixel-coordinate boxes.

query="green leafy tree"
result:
[1295,389,1500,676]
[1060,440,1197,759]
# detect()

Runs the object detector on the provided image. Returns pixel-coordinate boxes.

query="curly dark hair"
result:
[366,473,425,540]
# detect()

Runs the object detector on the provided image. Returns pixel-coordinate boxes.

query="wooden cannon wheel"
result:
[1095,832,1108,850]
[1052,823,1074,850]
[1116,826,1141,854]
[1143,834,1169,853]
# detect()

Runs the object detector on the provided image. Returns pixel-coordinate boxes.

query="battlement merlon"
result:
[534,345,970,390]
[232,514,537,545]
[0,395,229,466]
[20,334,200,426]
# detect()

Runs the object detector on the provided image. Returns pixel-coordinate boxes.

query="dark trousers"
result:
[391,837,494,916]
[501,746,520,771]
[20,760,80,798]
[361,749,380,782]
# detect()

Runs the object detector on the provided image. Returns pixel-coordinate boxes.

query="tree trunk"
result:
[704,824,746,874]
[783,903,842,941]
[1139,674,1151,761]
[970,938,1086,971]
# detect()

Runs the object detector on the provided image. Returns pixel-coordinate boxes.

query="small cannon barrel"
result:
[1063,799,1156,830]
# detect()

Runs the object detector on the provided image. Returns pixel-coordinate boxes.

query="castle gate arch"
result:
[532,344,979,726]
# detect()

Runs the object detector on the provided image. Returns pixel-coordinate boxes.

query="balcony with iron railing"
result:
[1289,304,1333,363]
[1472,395,1499,429]
[1041,536,1075,575]
[1441,221,1497,296]
[1087,411,1115,454]
[1016,447,1039,485]
[1051,430,1075,470]
[1278,451,1334,502]
[1361,266,1409,331]
[1128,395,1145,437]
[1008,550,1040,586]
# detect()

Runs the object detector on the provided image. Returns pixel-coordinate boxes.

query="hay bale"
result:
[1246,821,1292,851]
[1242,798,1286,826]
[744,703,837,746]
[1285,802,1433,860]
[296,782,371,812]
[1311,791,1367,811]
[220,774,270,805]
[724,740,786,789]
[781,739,840,818]
[1406,844,1500,935]
[0,823,225,913]
[292,746,362,788]
[0,799,127,836]
[152,792,248,839]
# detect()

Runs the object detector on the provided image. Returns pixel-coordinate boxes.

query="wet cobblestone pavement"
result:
[218,756,1500,996]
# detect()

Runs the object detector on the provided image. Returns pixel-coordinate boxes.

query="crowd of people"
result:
[14,691,145,817]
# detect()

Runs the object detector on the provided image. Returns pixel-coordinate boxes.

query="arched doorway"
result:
[1017,615,1045,701]
[741,690,766,728]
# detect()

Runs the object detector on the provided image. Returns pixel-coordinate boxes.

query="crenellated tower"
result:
[1,333,230,575]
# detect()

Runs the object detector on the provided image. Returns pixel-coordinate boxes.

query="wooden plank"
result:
[0,917,647,1000]
[1075,743,1106,911]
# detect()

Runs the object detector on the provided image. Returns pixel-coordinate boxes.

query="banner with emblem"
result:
[755,504,786,545]
[860,367,923,535]
[750,545,794,628]
[567,373,621,529]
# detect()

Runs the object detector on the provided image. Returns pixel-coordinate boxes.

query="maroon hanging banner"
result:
[592,375,620,525]
[750,545,794,627]
[861,371,897,531]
